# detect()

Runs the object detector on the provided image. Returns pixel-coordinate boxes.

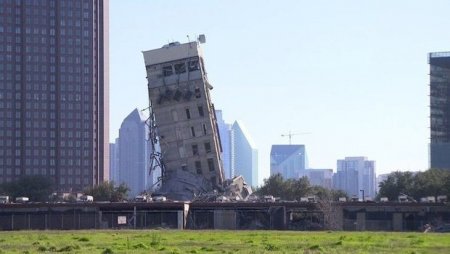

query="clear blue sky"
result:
[110,0,450,185]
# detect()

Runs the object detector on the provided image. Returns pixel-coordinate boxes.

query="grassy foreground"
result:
[0,230,448,254]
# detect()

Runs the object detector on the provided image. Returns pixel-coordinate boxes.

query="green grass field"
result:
[0,230,448,254]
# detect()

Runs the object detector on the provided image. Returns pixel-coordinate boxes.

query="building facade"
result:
[429,52,450,169]
[307,168,333,189]
[142,40,224,189]
[333,157,376,199]
[117,109,156,197]
[270,145,308,179]
[230,121,258,187]
[215,110,232,179]
[0,0,109,191]
[109,138,119,183]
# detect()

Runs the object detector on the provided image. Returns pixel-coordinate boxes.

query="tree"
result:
[84,181,130,202]
[257,174,287,199]
[112,183,130,202]
[287,176,311,200]
[330,189,349,201]
[0,175,55,202]
[377,171,415,201]
[257,175,349,229]
[377,169,450,202]
[411,169,450,200]
[257,174,312,200]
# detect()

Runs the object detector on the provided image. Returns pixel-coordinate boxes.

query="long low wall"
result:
[0,203,187,230]
[0,202,449,231]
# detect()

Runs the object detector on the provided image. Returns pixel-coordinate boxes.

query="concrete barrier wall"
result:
[214,210,236,230]
[1,202,449,231]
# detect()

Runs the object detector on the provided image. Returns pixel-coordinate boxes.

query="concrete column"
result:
[334,205,344,230]
[97,211,102,229]
[177,211,184,229]
[133,206,137,229]
[393,213,403,231]
[356,212,366,231]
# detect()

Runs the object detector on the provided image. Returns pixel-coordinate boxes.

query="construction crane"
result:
[281,131,311,145]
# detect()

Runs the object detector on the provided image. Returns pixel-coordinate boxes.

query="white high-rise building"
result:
[333,157,376,199]
[215,110,232,179]
[230,121,258,187]
[109,138,120,183]
[117,109,159,197]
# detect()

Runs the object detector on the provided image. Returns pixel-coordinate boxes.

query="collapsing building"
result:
[142,37,225,200]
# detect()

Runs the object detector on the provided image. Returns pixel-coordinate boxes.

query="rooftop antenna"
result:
[281,131,311,145]
[187,35,190,43]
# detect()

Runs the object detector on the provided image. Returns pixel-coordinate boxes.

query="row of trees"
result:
[377,169,450,201]
[3,168,448,203]
[258,169,450,202]
[256,173,348,201]
[0,176,55,202]
[84,182,129,202]
[256,174,348,229]
[0,176,130,202]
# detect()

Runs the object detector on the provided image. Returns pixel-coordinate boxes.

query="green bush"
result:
[78,237,90,242]
[102,248,114,254]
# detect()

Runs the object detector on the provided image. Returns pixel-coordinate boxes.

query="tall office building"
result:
[429,52,450,169]
[216,110,232,179]
[0,0,109,191]
[270,145,308,179]
[307,168,333,189]
[109,138,119,183]
[333,157,376,199]
[230,121,258,187]
[117,109,157,197]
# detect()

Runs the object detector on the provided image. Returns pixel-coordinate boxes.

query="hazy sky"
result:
[110,0,450,185]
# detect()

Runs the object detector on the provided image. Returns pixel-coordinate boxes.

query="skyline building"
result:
[215,110,232,179]
[0,0,109,191]
[117,109,155,197]
[333,157,376,199]
[270,145,308,179]
[109,138,119,183]
[429,52,450,169]
[307,168,333,189]
[230,120,258,187]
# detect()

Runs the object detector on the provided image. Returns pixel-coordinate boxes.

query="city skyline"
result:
[107,1,450,184]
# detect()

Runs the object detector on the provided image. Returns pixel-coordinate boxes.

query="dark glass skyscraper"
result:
[429,52,450,169]
[0,0,109,191]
